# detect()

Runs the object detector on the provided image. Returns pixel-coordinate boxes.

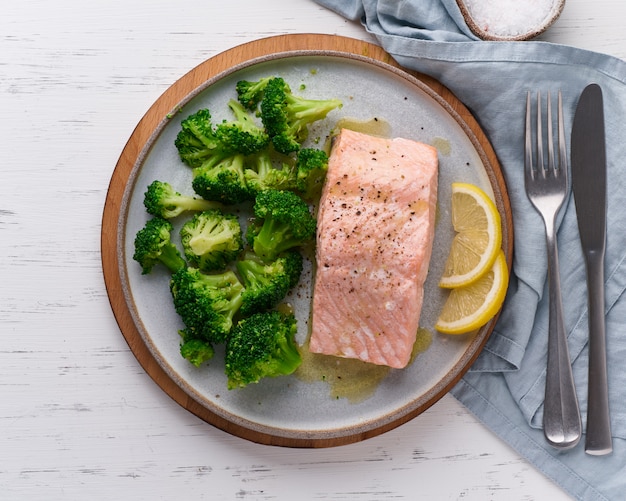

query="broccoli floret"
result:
[174,106,267,170]
[236,76,273,111]
[244,149,296,196]
[224,310,302,389]
[170,267,244,344]
[180,209,244,272]
[293,147,329,200]
[236,251,303,316]
[143,180,221,219]
[260,77,342,154]
[214,99,269,155]
[191,153,252,205]
[133,217,186,275]
[179,332,215,367]
[174,109,231,168]
[246,189,316,261]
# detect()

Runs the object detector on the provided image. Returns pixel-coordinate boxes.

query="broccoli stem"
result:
[253,218,295,260]
[178,198,220,213]
[159,243,187,273]
[275,334,302,374]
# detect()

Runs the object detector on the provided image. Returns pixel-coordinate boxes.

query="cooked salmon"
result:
[309,128,438,369]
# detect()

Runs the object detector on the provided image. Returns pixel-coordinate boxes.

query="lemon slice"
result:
[435,250,508,334]
[439,183,502,288]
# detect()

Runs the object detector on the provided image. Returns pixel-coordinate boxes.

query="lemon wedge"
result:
[439,183,502,288]
[435,250,508,335]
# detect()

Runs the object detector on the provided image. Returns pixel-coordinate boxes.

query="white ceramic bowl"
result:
[457,0,566,41]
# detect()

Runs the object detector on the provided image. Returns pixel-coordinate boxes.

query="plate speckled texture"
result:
[102,34,512,447]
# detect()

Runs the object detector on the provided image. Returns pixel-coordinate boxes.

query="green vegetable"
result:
[179,334,215,367]
[170,267,244,345]
[214,99,269,155]
[236,250,303,316]
[137,75,342,386]
[225,310,302,389]
[174,106,267,168]
[235,76,273,111]
[246,189,316,261]
[260,77,342,154]
[133,217,186,275]
[180,209,244,272]
[244,149,296,196]
[293,147,329,200]
[191,153,251,205]
[174,109,227,168]
[143,180,221,219]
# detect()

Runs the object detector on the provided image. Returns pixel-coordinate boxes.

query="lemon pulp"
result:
[436,250,508,335]
[439,182,502,288]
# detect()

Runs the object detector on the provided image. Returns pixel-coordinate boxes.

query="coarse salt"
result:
[460,0,563,39]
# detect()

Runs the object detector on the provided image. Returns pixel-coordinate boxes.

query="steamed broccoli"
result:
[244,149,296,196]
[260,77,342,154]
[236,251,303,316]
[214,99,269,155]
[133,217,186,275]
[174,106,267,170]
[191,153,251,205]
[224,310,302,389]
[236,76,273,111]
[143,180,221,219]
[170,267,244,344]
[174,109,230,168]
[246,189,316,261]
[179,333,215,367]
[293,147,329,200]
[180,209,244,272]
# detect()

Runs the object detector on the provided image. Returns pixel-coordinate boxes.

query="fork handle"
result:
[543,222,582,449]
[584,250,612,455]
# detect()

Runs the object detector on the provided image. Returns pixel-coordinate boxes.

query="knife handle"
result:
[584,251,613,455]
[543,224,582,449]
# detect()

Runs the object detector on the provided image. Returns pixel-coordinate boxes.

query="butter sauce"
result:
[431,136,451,156]
[335,116,392,137]
[296,328,432,404]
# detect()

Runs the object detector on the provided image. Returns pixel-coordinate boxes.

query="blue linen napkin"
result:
[315,1,626,499]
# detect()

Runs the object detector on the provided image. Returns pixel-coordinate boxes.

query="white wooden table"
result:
[2,1,624,499]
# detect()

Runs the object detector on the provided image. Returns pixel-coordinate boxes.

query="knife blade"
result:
[570,83,612,455]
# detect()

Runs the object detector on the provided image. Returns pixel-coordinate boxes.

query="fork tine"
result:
[525,91,534,180]
[547,92,556,174]
[557,90,567,174]
[530,90,566,179]
[537,90,544,177]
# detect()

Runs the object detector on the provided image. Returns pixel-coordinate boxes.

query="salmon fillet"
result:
[309,128,438,368]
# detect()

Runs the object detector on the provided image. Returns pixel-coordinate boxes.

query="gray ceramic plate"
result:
[109,37,511,446]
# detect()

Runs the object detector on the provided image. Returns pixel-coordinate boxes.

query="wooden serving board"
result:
[101,34,511,448]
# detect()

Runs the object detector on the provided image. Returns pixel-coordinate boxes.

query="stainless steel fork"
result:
[524,90,582,449]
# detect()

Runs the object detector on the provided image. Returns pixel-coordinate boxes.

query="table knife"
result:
[570,83,613,455]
